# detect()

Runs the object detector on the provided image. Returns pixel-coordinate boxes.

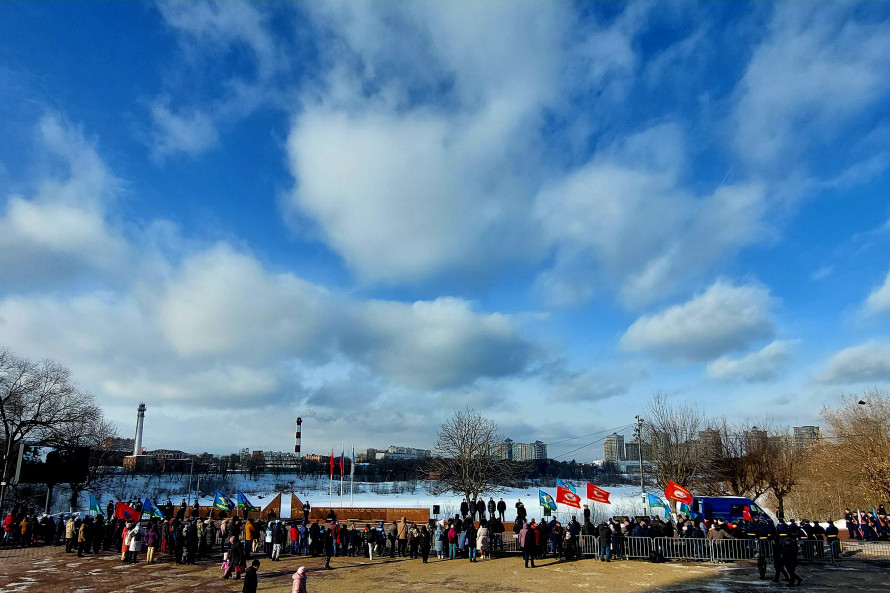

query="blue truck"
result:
[692,496,772,524]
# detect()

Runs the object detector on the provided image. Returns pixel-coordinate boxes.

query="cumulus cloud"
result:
[0,115,129,289]
[817,341,890,385]
[620,280,775,362]
[863,270,890,316]
[707,339,796,382]
[733,4,890,171]
[535,124,770,306]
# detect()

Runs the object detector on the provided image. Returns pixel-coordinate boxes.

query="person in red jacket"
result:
[3,512,14,544]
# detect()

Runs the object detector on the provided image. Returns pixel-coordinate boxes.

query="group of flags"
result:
[539,478,697,519]
[538,478,613,511]
[328,446,355,479]
[87,490,262,520]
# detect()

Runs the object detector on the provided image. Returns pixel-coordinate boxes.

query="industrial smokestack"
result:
[294,417,302,458]
[134,403,146,456]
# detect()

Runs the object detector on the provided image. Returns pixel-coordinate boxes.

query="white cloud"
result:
[863,270,890,316]
[707,339,796,382]
[534,124,770,306]
[0,115,129,288]
[620,280,775,362]
[817,341,890,385]
[733,4,890,171]
[149,101,220,158]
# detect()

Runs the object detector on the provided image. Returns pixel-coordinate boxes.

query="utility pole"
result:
[634,415,645,511]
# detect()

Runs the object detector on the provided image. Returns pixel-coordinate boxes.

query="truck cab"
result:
[693,496,772,524]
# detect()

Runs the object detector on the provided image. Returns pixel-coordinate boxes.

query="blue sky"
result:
[1,2,889,459]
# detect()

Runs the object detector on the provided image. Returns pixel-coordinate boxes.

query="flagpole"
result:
[329,447,333,507]
[350,444,354,507]
[339,446,343,504]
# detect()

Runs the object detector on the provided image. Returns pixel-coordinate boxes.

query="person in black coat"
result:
[242,559,260,593]
[782,537,802,586]
[825,520,840,560]
[223,536,244,580]
[598,522,612,562]
[323,526,335,569]
[497,498,507,521]
[92,516,105,554]
[460,500,470,518]
[302,501,311,524]
[488,498,496,520]
[475,499,486,521]
[185,519,199,564]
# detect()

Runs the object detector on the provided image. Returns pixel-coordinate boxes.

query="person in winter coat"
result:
[387,521,398,558]
[242,559,260,593]
[65,516,77,553]
[323,525,335,569]
[185,518,199,564]
[292,566,308,593]
[244,519,257,558]
[397,516,409,557]
[477,522,490,560]
[433,522,445,559]
[460,499,470,518]
[120,522,130,561]
[224,535,246,580]
[91,516,105,554]
[497,498,507,521]
[520,521,536,568]
[144,521,160,563]
[272,522,286,561]
[419,525,431,563]
[782,537,803,585]
[465,523,478,562]
[447,523,458,559]
[598,522,612,562]
[125,522,142,563]
[77,517,92,557]
[475,498,486,521]
[488,498,496,521]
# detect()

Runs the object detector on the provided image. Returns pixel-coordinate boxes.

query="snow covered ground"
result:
[70,472,650,523]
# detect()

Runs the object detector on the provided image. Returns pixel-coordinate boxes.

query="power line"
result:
[547,423,635,447]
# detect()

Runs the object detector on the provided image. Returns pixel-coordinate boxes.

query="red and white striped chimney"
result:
[294,417,302,458]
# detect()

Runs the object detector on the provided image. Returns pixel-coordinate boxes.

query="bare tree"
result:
[822,391,890,501]
[763,428,801,519]
[642,393,711,510]
[0,349,110,510]
[426,408,519,505]
[709,419,772,499]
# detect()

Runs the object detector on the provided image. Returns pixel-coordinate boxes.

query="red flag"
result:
[115,501,139,522]
[329,448,334,478]
[664,480,694,505]
[556,485,581,508]
[586,482,611,504]
[743,505,753,521]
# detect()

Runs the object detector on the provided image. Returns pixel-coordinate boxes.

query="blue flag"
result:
[213,491,235,512]
[680,502,698,519]
[88,494,101,514]
[556,478,577,493]
[539,490,557,511]
[237,490,259,511]
[142,497,165,519]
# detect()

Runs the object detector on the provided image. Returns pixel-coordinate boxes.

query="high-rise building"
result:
[697,429,722,458]
[494,438,547,461]
[603,433,626,461]
[793,426,821,450]
[624,439,651,462]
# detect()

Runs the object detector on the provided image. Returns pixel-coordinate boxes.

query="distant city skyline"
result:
[1,3,889,460]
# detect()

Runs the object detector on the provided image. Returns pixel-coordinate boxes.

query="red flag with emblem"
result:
[556,485,581,508]
[586,482,611,504]
[114,501,140,522]
[664,480,694,505]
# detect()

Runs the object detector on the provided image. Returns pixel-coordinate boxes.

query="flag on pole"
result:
[340,448,345,478]
[556,478,577,493]
[213,491,236,512]
[329,448,335,478]
[586,482,611,504]
[679,502,698,519]
[88,493,102,514]
[647,493,671,519]
[141,497,165,519]
[539,490,557,511]
[556,485,581,508]
[114,501,140,521]
[350,445,355,479]
[664,480,694,505]
[237,490,259,511]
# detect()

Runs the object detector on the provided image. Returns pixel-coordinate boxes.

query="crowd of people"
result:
[2,496,888,591]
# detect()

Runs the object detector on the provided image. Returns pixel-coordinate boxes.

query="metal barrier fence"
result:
[839,540,890,560]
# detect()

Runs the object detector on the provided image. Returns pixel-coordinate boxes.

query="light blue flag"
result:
[539,490,557,511]
[556,478,577,494]
[647,493,665,508]
[88,494,101,514]
[213,491,236,512]
[142,497,165,519]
